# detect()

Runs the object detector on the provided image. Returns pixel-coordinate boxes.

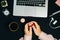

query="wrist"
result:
[25,34,32,36]
[37,31,42,37]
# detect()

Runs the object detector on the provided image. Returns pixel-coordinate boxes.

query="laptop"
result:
[13,0,48,17]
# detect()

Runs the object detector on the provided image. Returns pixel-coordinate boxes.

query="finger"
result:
[29,27,32,32]
[29,22,33,27]
[32,25,36,31]
[28,22,33,26]
[31,21,40,29]
[24,23,29,31]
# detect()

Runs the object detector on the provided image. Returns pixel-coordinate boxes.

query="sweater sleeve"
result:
[19,35,32,40]
[24,35,32,40]
[38,32,55,40]
[19,37,23,40]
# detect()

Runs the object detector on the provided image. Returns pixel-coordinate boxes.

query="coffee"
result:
[9,22,19,32]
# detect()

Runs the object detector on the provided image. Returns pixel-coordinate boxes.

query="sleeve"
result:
[19,35,32,40]
[19,37,23,40]
[38,32,55,40]
[24,35,32,40]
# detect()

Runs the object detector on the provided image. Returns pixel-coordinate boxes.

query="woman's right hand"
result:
[31,21,42,37]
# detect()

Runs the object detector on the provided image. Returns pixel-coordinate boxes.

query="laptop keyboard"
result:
[16,0,45,7]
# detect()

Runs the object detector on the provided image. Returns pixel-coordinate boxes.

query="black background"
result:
[0,0,60,40]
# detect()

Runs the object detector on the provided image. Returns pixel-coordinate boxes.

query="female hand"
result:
[31,21,42,37]
[24,23,32,36]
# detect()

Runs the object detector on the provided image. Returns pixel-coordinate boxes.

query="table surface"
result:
[0,0,60,40]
